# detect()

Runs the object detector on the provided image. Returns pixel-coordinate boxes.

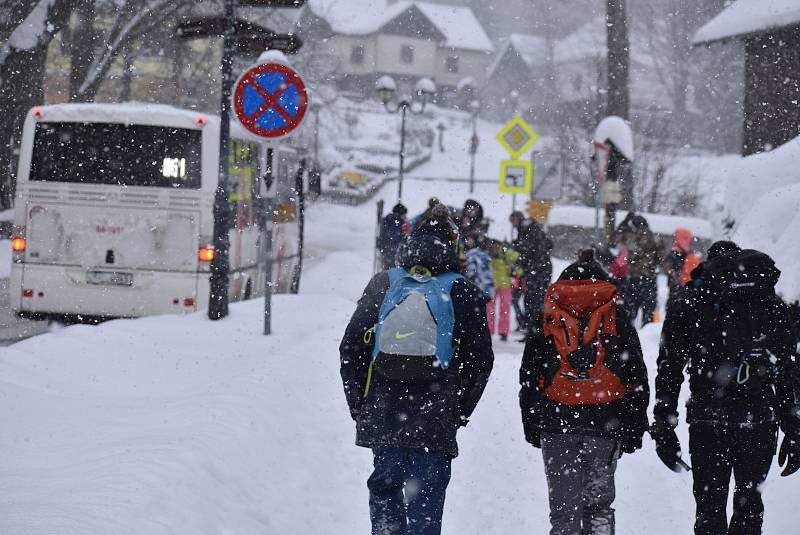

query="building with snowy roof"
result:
[483,34,549,118]
[294,0,494,100]
[694,0,800,155]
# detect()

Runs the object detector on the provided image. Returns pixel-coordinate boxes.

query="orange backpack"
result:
[541,281,630,406]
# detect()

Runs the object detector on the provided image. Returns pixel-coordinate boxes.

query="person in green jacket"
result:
[487,239,520,341]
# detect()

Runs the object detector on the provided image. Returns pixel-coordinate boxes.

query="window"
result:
[350,45,365,64]
[400,45,414,64]
[30,122,201,188]
[446,55,459,73]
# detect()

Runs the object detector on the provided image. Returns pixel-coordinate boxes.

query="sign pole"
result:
[263,147,274,335]
[208,0,235,320]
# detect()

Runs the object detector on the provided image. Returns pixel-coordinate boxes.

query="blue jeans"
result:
[368,447,452,535]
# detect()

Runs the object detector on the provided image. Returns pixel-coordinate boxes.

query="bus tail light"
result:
[198,246,215,262]
[32,107,45,119]
[11,237,26,252]
[183,297,195,307]
[22,289,33,298]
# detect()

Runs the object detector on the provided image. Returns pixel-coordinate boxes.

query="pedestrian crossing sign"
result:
[499,159,532,194]
[496,115,539,158]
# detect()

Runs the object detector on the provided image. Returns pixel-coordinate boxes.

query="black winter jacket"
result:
[514,220,552,283]
[519,306,649,450]
[378,213,405,266]
[654,263,800,433]
[339,232,494,457]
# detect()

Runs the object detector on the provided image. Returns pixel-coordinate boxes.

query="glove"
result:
[525,427,541,448]
[620,430,643,454]
[650,422,684,472]
[779,435,800,477]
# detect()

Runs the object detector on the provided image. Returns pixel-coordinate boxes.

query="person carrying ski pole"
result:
[340,203,494,535]
[651,240,800,535]
[519,249,649,535]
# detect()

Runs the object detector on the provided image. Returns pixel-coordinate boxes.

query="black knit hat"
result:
[558,250,609,281]
[707,240,740,260]
[413,204,458,247]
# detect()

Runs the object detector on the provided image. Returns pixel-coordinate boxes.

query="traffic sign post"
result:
[497,116,539,221]
[232,61,309,336]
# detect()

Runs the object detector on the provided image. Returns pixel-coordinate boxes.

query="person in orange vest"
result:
[665,227,701,307]
[519,249,649,534]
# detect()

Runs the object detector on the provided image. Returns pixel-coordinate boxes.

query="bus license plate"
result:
[86,271,133,286]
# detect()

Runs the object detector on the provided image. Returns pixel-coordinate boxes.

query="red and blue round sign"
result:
[233,63,309,139]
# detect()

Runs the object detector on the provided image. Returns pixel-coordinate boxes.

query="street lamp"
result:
[468,99,480,194]
[376,75,436,201]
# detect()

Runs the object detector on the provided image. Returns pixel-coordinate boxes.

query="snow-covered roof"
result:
[554,18,606,63]
[693,0,800,44]
[307,0,407,36]
[414,3,494,52]
[306,0,492,51]
[553,17,652,66]
[509,34,547,66]
[487,34,546,79]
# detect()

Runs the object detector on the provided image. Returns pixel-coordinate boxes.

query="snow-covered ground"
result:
[2,175,799,534]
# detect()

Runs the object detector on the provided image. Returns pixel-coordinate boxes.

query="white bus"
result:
[9,103,303,320]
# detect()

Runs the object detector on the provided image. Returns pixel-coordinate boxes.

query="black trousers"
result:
[689,423,778,535]
[524,274,550,330]
[625,277,657,327]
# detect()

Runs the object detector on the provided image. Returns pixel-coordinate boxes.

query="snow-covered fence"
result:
[546,205,714,260]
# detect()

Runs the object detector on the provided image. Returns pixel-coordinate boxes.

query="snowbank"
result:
[732,183,800,301]
[694,135,800,301]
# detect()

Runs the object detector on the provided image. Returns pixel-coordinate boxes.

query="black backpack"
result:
[697,250,782,400]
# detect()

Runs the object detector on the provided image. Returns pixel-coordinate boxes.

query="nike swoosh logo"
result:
[394,331,416,340]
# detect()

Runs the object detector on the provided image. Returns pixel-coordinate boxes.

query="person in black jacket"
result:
[340,204,494,535]
[519,251,649,535]
[377,203,408,269]
[651,241,800,535]
[510,211,553,337]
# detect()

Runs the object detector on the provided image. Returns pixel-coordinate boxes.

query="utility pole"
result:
[606,0,630,120]
[208,0,236,320]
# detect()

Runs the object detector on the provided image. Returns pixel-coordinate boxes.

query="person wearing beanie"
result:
[624,214,663,327]
[377,203,408,270]
[510,211,553,338]
[652,241,800,534]
[340,203,494,535]
[519,250,649,534]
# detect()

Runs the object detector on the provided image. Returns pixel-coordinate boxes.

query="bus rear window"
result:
[29,122,202,188]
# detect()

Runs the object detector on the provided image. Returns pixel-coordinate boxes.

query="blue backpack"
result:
[371,267,462,382]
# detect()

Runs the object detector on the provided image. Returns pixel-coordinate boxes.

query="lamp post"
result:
[376,75,436,202]
[468,99,480,194]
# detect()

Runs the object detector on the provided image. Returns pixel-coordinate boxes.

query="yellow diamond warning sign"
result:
[496,115,539,158]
